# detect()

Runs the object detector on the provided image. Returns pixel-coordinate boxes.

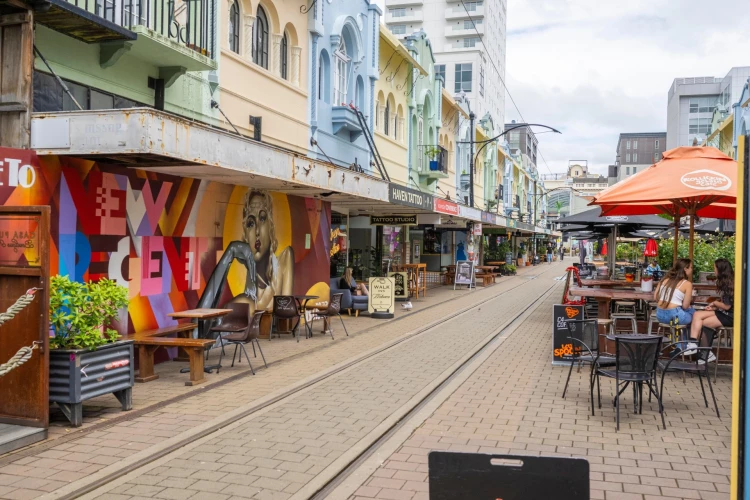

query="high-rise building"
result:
[666,67,750,149]
[613,132,667,182]
[383,0,507,130]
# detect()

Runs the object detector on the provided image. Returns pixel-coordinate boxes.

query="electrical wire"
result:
[458,0,554,174]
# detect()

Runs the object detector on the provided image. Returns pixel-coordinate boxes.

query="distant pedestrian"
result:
[559,247,564,262]
[579,244,587,266]
[546,243,553,264]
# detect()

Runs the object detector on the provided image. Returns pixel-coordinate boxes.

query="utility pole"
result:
[468,111,475,207]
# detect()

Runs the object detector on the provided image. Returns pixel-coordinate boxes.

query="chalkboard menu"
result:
[388,271,408,300]
[552,304,584,366]
[428,452,590,500]
[454,260,474,289]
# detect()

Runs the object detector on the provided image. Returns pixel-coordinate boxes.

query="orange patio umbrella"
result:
[591,146,737,261]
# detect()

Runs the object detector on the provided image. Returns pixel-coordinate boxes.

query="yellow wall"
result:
[374,31,411,187]
[218,0,310,154]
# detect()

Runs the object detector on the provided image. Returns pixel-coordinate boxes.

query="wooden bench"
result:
[477,273,497,286]
[133,337,216,386]
[122,323,215,386]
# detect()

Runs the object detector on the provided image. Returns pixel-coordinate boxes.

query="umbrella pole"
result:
[689,208,695,262]
[673,214,679,263]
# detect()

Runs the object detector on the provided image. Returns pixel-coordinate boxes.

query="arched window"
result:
[228,1,240,53]
[333,37,350,105]
[318,50,330,103]
[253,6,269,69]
[281,31,289,80]
[384,101,390,136]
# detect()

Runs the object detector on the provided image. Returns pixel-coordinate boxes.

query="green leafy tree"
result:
[656,235,735,278]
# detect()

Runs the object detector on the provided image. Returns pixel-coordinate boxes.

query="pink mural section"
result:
[0,149,332,334]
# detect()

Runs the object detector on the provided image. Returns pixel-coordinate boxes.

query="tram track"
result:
[45,267,562,500]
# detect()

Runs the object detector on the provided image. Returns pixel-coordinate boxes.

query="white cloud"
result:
[506,0,750,175]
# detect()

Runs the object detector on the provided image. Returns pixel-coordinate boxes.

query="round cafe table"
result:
[294,295,319,338]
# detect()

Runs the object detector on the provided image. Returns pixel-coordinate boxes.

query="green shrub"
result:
[656,235,735,278]
[49,275,129,350]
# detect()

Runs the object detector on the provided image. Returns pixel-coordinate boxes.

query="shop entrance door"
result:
[0,206,50,453]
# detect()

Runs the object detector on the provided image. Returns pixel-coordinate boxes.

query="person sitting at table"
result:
[687,258,733,359]
[645,259,661,277]
[654,258,695,346]
[340,267,368,296]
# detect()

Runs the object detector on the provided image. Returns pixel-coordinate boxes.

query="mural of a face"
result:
[242,191,277,264]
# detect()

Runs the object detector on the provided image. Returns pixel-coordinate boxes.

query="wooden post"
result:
[0,12,34,148]
[689,208,695,262]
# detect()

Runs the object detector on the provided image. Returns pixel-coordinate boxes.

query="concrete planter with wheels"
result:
[49,340,134,426]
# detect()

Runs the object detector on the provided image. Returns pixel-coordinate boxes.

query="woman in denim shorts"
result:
[654,259,695,347]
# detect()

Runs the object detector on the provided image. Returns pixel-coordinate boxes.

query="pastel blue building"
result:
[307,0,381,173]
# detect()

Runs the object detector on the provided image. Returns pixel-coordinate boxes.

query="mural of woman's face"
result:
[244,194,271,262]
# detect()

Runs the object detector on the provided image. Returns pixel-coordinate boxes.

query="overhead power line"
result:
[459,0,553,174]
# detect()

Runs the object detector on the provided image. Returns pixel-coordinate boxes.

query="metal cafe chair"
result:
[214,308,267,375]
[658,326,720,429]
[314,293,348,340]
[272,295,302,342]
[561,319,615,399]
[591,335,663,431]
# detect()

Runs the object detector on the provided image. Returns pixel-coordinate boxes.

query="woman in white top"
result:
[654,258,695,332]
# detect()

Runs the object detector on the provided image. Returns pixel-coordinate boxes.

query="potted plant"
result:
[424,146,442,171]
[49,275,132,427]
[504,264,517,276]
[460,170,470,187]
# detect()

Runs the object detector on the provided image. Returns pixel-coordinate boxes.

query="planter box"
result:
[49,340,134,427]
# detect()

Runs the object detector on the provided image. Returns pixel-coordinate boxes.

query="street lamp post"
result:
[457,122,562,209]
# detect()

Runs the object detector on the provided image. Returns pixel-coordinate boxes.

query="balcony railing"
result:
[417,145,449,178]
[37,0,216,57]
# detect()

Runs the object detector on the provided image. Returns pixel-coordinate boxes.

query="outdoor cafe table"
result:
[581,279,717,291]
[568,287,654,320]
[294,295,319,338]
[168,308,232,373]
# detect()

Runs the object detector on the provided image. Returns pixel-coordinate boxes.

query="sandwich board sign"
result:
[552,304,584,366]
[388,271,409,300]
[454,260,475,290]
[368,277,395,318]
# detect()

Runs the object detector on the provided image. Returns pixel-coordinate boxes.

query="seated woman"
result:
[340,267,368,296]
[645,259,661,277]
[654,258,695,347]
[689,258,733,361]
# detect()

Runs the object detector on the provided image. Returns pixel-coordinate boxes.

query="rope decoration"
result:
[0,288,42,378]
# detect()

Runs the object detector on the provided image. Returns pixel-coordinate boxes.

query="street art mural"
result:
[0,149,332,334]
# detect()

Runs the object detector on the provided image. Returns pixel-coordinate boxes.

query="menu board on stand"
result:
[552,304,584,366]
[453,260,475,290]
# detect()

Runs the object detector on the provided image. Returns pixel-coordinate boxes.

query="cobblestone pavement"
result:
[349,282,732,500]
[73,264,564,500]
[0,264,559,499]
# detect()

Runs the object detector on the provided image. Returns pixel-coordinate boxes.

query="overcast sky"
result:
[505,0,750,175]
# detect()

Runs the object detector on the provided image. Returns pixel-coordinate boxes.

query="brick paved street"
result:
[0,264,555,500]
[79,263,562,499]
[346,281,732,500]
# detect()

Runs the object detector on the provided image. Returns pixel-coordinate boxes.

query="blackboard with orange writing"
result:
[553,304,584,365]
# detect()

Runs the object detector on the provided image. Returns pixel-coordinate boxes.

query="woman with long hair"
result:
[689,258,733,360]
[340,267,368,296]
[654,258,695,334]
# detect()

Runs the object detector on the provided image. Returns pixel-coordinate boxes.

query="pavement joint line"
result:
[42,267,557,500]
[0,274,519,467]
[309,281,561,500]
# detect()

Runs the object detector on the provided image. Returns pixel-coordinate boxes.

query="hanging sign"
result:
[459,205,482,221]
[389,183,434,211]
[454,260,475,288]
[552,304,584,365]
[370,215,418,226]
[472,223,483,236]
[388,271,409,300]
[368,277,395,318]
[434,198,460,216]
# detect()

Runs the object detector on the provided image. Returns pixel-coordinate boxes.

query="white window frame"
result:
[626,153,631,163]
[633,153,638,163]
[626,140,630,149]
[390,8,406,17]
[655,139,659,149]
[633,140,638,149]
[333,38,350,106]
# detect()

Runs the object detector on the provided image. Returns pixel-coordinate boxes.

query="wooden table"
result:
[582,279,717,291]
[475,266,498,286]
[397,264,427,298]
[168,308,232,372]
[568,287,654,320]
